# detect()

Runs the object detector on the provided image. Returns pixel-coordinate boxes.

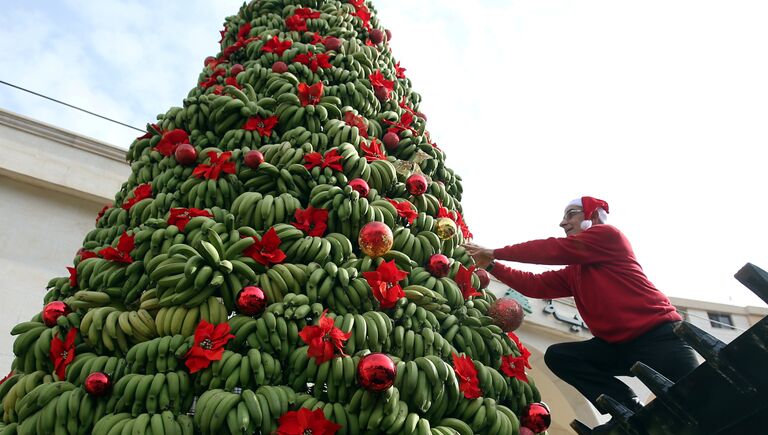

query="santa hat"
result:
[567,196,609,230]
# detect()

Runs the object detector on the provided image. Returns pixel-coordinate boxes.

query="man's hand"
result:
[462,243,494,269]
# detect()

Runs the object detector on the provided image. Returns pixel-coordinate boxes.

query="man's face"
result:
[560,206,584,236]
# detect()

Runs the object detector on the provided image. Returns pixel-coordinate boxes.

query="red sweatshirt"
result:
[491,224,681,343]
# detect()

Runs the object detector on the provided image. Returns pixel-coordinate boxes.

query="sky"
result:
[1,1,767,308]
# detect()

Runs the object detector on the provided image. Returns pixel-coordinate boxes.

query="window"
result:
[707,312,734,330]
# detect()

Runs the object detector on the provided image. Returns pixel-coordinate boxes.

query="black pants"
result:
[544,321,700,412]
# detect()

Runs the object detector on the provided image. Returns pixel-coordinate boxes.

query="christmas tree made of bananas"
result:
[1,0,542,434]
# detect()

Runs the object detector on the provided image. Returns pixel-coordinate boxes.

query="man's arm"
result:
[489,263,573,299]
[493,225,624,265]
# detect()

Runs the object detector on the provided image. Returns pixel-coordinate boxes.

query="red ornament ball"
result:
[42,301,71,327]
[204,56,216,66]
[84,372,112,397]
[357,353,396,392]
[406,173,428,196]
[324,37,342,51]
[476,268,491,289]
[358,222,393,258]
[230,64,245,76]
[382,132,400,150]
[520,402,551,433]
[272,61,289,73]
[385,29,392,40]
[519,428,536,435]
[244,150,265,169]
[427,254,451,278]
[369,29,385,44]
[349,178,370,197]
[488,297,525,332]
[237,286,267,315]
[374,86,389,102]
[174,143,197,166]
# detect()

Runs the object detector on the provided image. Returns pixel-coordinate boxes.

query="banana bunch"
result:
[231,191,301,230]
[194,386,294,435]
[367,159,398,198]
[124,335,191,375]
[206,94,247,136]
[92,411,194,435]
[325,118,365,148]
[292,350,358,404]
[10,322,57,374]
[238,160,285,195]
[179,171,242,211]
[12,381,77,434]
[390,356,460,420]
[82,224,127,251]
[390,324,455,361]
[155,296,228,337]
[403,285,451,312]
[300,263,373,314]
[407,267,464,310]
[280,127,329,153]
[281,235,333,266]
[410,192,441,218]
[80,307,156,351]
[2,371,49,424]
[453,398,520,435]
[346,386,412,434]
[44,275,74,302]
[325,310,392,354]
[104,371,193,417]
[195,347,280,392]
[390,226,440,268]
[96,206,129,230]
[392,299,440,331]
[294,394,362,435]
[74,258,129,295]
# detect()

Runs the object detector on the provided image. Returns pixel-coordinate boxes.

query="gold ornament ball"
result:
[359,222,394,257]
[435,217,458,240]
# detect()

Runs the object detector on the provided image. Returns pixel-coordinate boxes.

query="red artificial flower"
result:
[452,353,482,399]
[455,210,473,239]
[95,204,110,223]
[308,32,326,45]
[385,199,417,225]
[354,6,372,30]
[361,138,386,162]
[243,227,287,266]
[384,111,416,135]
[50,328,77,379]
[293,52,332,72]
[303,149,344,172]
[237,23,252,41]
[243,115,279,137]
[67,267,77,288]
[154,129,190,157]
[78,249,97,260]
[193,151,237,180]
[168,208,213,232]
[218,27,227,44]
[501,354,529,383]
[508,332,532,369]
[185,320,234,373]
[298,310,351,364]
[292,206,329,237]
[455,264,481,299]
[298,82,324,106]
[369,70,394,99]
[362,260,408,309]
[344,112,368,138]
[437,206,452,219]
[276,407,341,435]
[200,68,227,89]
[136,123,163,140]
[121,183,153,210]
[295,8,321,19]
[220,23,259,61]
[225,76,240,87]
[398,97,418,116]
[285,14,308,32]
[99,232,135,264]
[349,0,366,9]
[0,371,14,386]
[395,61,407,79]
[262,36,293,56]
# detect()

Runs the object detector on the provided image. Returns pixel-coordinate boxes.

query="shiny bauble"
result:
[236,286,267,316]
[369,29,385,44]
[42,301,71,327]
[519,428,536,435]
[476,268,491,289]
[348,178,370,197]
[489,298,525,332]
[174,143,197,166]
[324,37,342,51]
[374,86,389,102]
[427,254,451,278]
[435,217,458,240]
[244,150,265,168]
[230,64,245,76]
[204,56,216,66]
[406,173,428,196]
[358,222,393,258]
[84,372,112,397]
[357,353,396,392]
[385,29,392,40]
[272,61,288,73]
[382,132,400,150]
[520,402,551,433]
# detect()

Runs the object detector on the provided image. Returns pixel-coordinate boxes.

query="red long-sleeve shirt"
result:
[490,224,681,343]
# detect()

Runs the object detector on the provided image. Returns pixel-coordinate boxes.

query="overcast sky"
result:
[1,1,767,309]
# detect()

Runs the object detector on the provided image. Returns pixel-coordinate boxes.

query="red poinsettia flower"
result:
[303,149,344,172]
[295,7,321,19]
[220,23,259,60]
[383,111,416,135]
[298,82,324,106]
[243,227,287,266]
[99,232,134,264]
[201,68,227,89]
[308,32,326,45]
[0,371,14,386]
[508,332,532,369]
[452,353,482,399]
[185,320,234,373]
[218,27,227,44]
[285,14,308,32]
[361,138,386,162]
[293,52,332,72]
[67,267,77,288]
[243,115,279,137]
[362,260,408,309]
[398,97,418,116]
[385,199,418,225]
[121,183,152,210]
[237,23,252,41]
[394,61,407,79]
[353,6,372,30]
[262,36,293,56]
[298,310,350,364]
[95,204,110,224]
[77,248,98,260]
[349,0,366,9]
[154,129,190,157]
[344,112,368,138]
[501,354,529,382]
[277,407,341,435]
[168,207,213,232]
[50,328,77,379]
[455,210,473,239]
[455,264,481,299]
[292,206,329,237]
[193,151,237,180]
[369,70,394,99]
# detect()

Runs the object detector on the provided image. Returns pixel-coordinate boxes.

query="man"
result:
[464,196,699,433]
